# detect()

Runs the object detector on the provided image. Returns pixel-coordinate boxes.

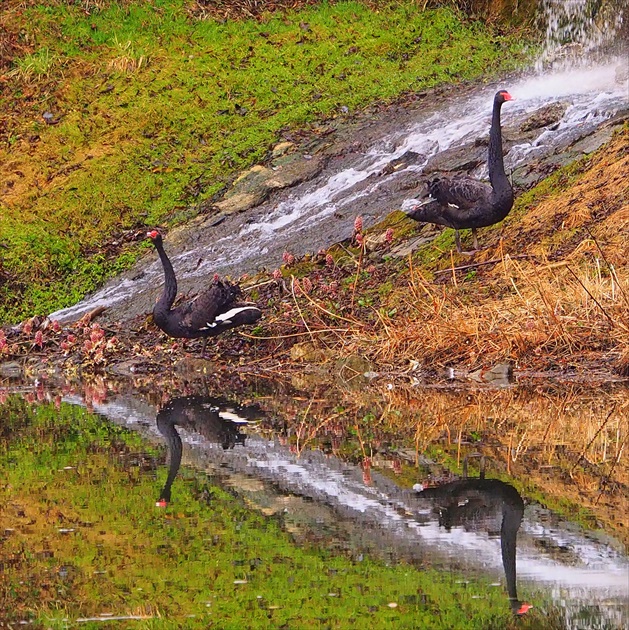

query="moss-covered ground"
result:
[0,0,531,322]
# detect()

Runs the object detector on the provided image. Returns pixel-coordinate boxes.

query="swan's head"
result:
[147,229,162,243]
[496,90,514,103]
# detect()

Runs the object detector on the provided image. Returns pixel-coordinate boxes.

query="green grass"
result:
[0,396,553,629]
[0,0,531,323]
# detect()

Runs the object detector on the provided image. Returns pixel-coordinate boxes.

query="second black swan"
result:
[406,90,514,252]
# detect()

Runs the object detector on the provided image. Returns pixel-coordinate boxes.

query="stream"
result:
[50,61,628,325]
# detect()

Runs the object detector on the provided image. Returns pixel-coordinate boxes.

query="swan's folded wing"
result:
[429,177,492,209]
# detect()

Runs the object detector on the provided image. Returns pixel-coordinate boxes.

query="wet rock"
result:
[213,153,324,215]
[387,231,440,258]
[290,341,327,362]
[377,150,425,176]
[468,362,514,385]
[423,143,485,174]
[519,102,569,132]
[271,141,295,158]
[335,355,375,389]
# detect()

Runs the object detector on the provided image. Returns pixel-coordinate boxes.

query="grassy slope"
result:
[0,397,554,628]
[0,0,530,322]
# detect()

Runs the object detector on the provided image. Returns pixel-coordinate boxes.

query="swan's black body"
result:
[414,458,531,616]
[148,230,261,347]
[406,90,514,252]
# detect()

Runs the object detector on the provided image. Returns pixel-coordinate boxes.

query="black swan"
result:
[406,90,514,252]
[156,395,258,506]
[147,230,262,352]
[414,458,531,617]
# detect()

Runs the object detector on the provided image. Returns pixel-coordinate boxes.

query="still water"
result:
[1,374,627,628]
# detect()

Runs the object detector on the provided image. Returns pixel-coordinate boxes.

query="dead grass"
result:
[309,127,629,374]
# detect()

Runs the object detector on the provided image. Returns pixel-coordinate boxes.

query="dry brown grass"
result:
[316,127,629,375]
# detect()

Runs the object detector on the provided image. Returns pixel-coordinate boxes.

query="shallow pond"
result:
[1,373,627,628]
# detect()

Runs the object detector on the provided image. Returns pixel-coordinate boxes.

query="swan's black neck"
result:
[156,408,183,504]
[500,489,524,603]
[488,98,509,195]
[154,238,178,313]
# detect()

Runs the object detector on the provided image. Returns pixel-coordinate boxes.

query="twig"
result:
[450,249,458,288]
[295,282,366,327]
[290,276,315,343]
[240,328,353,340]
[595,433,627,505]
[565,265,615,328]
[242,278,278,292]
[585,226,629,309]
[571,404,617,474]
[350,239,365,308]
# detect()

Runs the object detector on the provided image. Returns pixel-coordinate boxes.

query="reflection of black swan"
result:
[415,459,531,616]
[155,395,259,506]
[147,230,262,352]
[406,90,514,252]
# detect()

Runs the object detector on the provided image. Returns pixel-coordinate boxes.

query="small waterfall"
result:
[536,0,626,70]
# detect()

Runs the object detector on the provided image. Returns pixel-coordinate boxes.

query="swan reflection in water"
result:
[155,395,260,506]
[414,458,532,617]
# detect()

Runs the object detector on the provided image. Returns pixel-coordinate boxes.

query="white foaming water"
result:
[50,60,628,323]
[536,0,625,71]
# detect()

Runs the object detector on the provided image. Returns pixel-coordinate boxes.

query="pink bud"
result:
[34,331,44,348]
[23,321,32,335]
[272,268,282,280]
[52,320,62,332]
[355,233,364,245]
[213,273,220,282]
[302,277,312,294]
[354,215,363,233]
[67,334,76,344]
[385,228,394,243]
[282,251,295,265]
[325,254,334,267]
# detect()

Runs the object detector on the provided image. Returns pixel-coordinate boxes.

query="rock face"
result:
[212,148,325,215]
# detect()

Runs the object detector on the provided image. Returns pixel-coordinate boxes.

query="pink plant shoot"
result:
[385,228,394,243]
[34,330,44,348]
[354,215,363,234]
[272,268,282,280]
